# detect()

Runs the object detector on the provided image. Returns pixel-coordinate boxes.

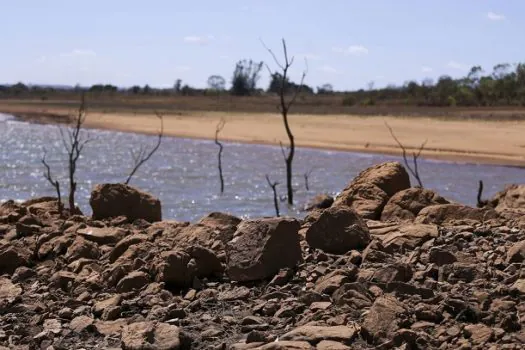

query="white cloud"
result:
[447,61,468,71]
[487,11,505,21]
[318,65,337,73]
[183,35,214,44]
[421,66,433,73]
[60,49,97,57]
[332,45,369,56]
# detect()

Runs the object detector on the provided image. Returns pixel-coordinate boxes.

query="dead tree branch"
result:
[477,180,488,208]
[261,38,308,206]
[215,118,226,194]
[125,112,164,184]
[304,168,315,191]
[55,93,90,213]
[265,175,280,217]
[41,149,63,216]
[385,122,426,187]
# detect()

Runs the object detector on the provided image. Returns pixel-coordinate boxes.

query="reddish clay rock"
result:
[333,162,410,220]
[381,187,449,222]
[90,183,161,223]
[226,217,302,282]
[305,206,371,254]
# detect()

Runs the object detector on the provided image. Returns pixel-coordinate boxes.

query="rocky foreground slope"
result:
[1,162,524,350]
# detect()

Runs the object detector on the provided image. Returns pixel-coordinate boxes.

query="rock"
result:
[511,279,525,294]
[304,194,334,211]
[428,247,457,266]
[314,269,357,295]
[153,250,195,287]
[69,315,94,333]
[280,325,358,345]
[197,212,242,242]
[90,183,162,223]
[333,162,410,219]
[0,245,31,274]
[375,224,439,253]
[77,226,128,245]
[65,236,101,262]
[187,245,224,277]
[116,271,150,293]
[305,206,371,254]
[506,240,525,263]
[381,187,449,222]
[226,217,302,282]
[0,277,22,303]
[415,204,499,225]
[463,324,494,345]
[316,340,351,349]
[362,295,407,343]
[43,318,62,334]
[121,321,181,349]
[489,184,525,211]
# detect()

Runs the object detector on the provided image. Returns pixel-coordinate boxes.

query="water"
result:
[1,112,523,222]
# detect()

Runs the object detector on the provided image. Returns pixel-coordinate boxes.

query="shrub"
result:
[342,95,357,106]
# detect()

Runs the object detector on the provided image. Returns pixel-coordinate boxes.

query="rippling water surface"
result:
[1,113,523,221]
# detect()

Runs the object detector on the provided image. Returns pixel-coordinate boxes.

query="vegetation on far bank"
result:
[2,61,525,112]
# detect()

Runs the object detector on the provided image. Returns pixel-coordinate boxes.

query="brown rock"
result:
[333,162,410,219]
[506,240,525,263]
[197,211,242,242]
[378,224,439,252]
[0,277,22,304]
[116,271,150,293]
[280,325,358,345]
[187,245,224,277]
[226,217,302,282]
[362,295,407,343]
[511,279,525,294]
[69,315,94,333]
[153,250,195,287]
[463,324,494,345]
[305,206,371,254]
[489,184,525,211]
[77,226,128,245]
[0,245,31,275]
[428,247,457,266]
[121,321,181,350]
[314,268,357,295]
[65,236,101,262]
[415,204,499,225]
[381,187,449,222]
[90,183,161,223]
[316,340,351,349]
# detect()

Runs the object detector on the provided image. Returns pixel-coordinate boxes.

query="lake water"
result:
[1,112,523,222]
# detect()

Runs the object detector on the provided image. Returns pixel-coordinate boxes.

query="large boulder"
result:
[90,183,161,223]
[305,206,371,254]
[381,187,449,222]
[333,162,410,220]
[415,204,499,225]
[226,217,302,282]
[488,184,525,218]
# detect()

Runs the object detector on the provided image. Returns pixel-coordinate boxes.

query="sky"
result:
[1,0,524,91]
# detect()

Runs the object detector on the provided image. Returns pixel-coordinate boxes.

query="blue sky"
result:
[1,0,523,90]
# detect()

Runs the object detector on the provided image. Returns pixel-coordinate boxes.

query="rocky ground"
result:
[1,162,525,349]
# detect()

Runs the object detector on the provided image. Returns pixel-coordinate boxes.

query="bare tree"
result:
[476,180,488,208]
[215,118,226,194]
[41,149,63,216]
[125,112,164,185]
[265,175,280,217]
[304,167,315,191]
[385,122,426,187]
[261,38,308,206]
[57,94,91,213]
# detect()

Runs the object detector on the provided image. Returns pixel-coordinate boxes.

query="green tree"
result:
[230,59,263,96]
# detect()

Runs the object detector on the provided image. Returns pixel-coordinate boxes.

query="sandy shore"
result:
[4,105,525,167]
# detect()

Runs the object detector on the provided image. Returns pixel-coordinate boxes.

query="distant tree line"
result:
[2,62,525,107]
